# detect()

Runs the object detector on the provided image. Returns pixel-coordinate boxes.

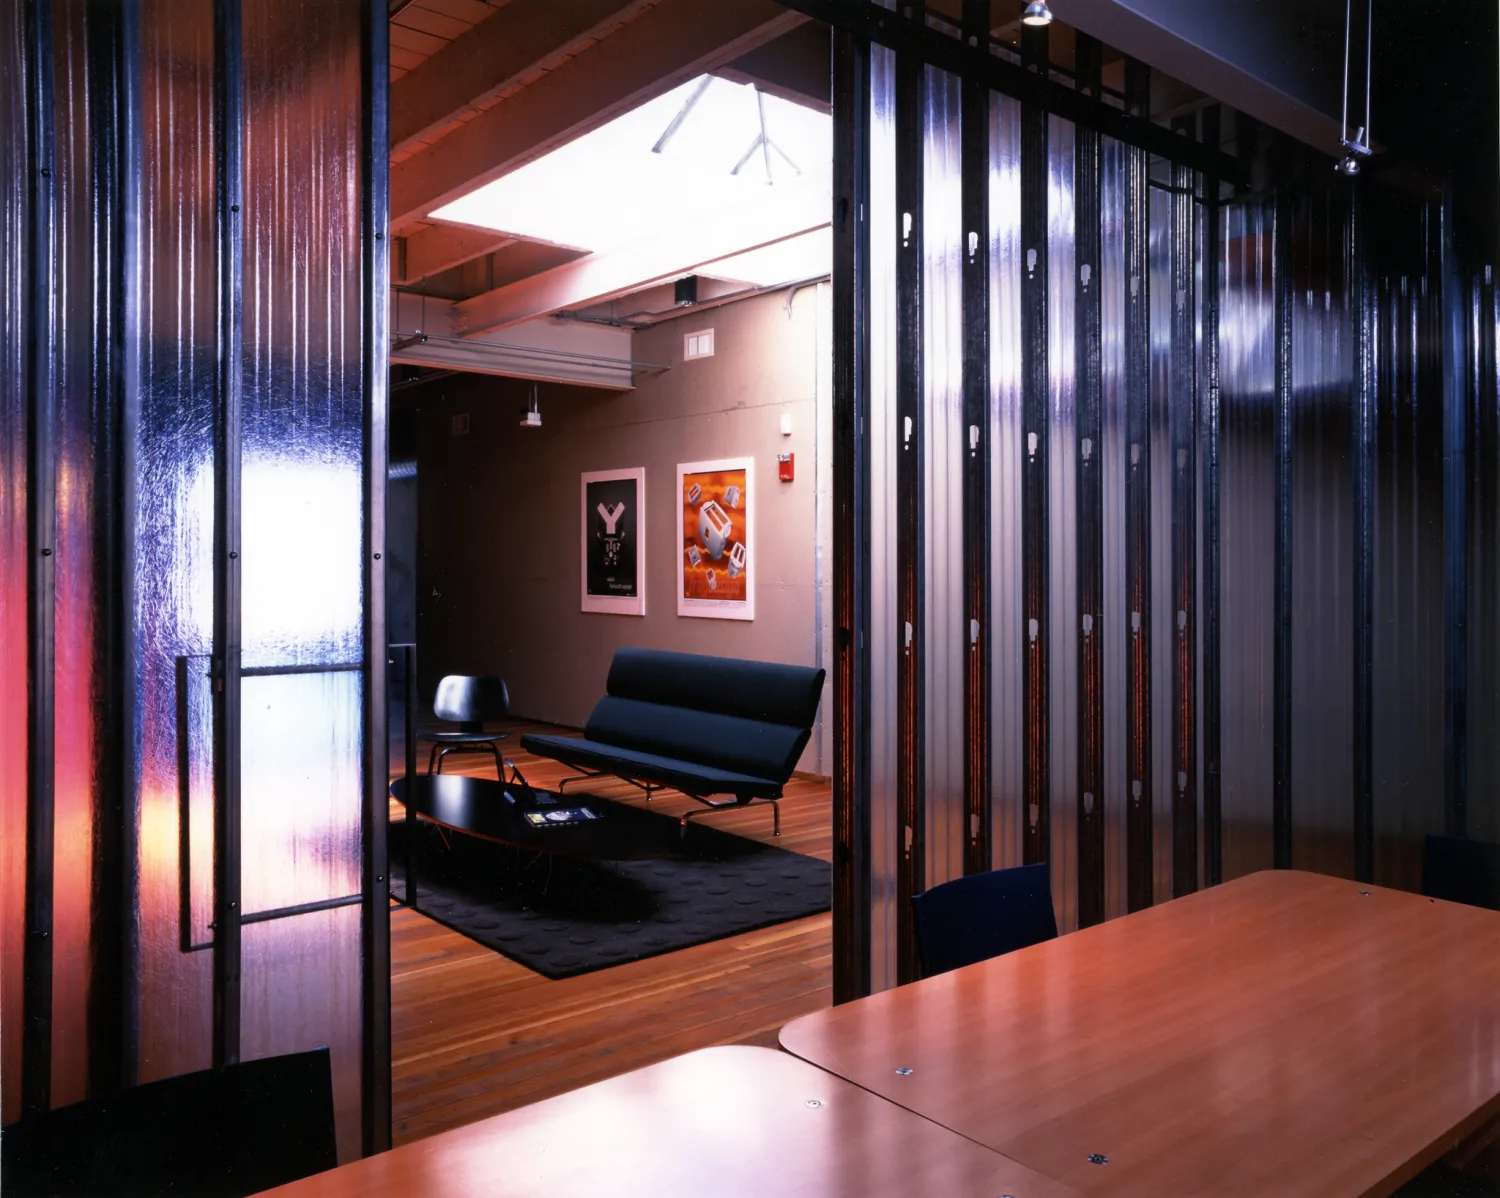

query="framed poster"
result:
[581,468,646,615]
[677,457,753,620]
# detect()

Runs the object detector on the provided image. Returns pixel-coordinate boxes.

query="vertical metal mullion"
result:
[1350,185,1374,883]
[1201,106,1223,889]
[211,0,243,1071]
[1169,119,1197,898]
[1020,21,1048,871]
[23,0,58,1120]
[1073,34,1104,925]
[832,26,872,1002]
[960,0,990,878]
[1272,185,1294,869]
[1123,59,1151,910]
[90,0,138,1097]
[1441,193,1468,839]
[894,25,924,985]
[360,0,392,1155]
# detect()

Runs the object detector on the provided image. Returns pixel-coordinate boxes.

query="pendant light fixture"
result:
[1335,0,1374,174]
[520,384,542,428]
[1021,1,1053,27]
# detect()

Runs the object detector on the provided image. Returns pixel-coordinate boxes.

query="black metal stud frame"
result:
[831,28,873,1003]
[1073,33,1104,926]
[893,5,925,987]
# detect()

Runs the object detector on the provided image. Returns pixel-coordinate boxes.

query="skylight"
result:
[430,75,832,262]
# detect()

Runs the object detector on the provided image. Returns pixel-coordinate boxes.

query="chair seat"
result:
[419,730,509,745]
[520,733,782,801]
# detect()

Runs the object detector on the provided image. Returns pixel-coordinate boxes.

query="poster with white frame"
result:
[677,457,754,620]
[581,468,646,615]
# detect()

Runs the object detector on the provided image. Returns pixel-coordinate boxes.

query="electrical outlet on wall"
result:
[451,412,470,436]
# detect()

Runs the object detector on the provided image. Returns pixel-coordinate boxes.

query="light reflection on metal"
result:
[868,43,900,993]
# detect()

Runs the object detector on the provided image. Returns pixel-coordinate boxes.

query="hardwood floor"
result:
[389,719,833,1145]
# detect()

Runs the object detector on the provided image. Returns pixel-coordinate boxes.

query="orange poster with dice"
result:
[677,458,753,620]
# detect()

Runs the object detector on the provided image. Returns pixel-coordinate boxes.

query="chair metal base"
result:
[679,794,781,837]
[421,734,509,779]
[557,766,660,802]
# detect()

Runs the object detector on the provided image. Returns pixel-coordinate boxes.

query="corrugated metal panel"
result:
[922,64,964,890]
[0,0,30,1125]
[1046,114,1078,930]
[1098,135,1128,918]
[1290,195,1354,879]
[988,88,1023,874]
[867,41,899,993]
[134,0,218,1090]
[1219,196,1275,880]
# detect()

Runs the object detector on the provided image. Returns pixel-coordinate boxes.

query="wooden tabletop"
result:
[259,1046,1080,1198]
[780,870,1500,1198]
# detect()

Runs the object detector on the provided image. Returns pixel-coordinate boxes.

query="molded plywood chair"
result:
[1423,834,1500,912]
[911,862,1058,979]
[420,674,510,777]
[0,1048,337,1197]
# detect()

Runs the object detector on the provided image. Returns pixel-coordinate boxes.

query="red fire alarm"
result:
[777,452,795,482]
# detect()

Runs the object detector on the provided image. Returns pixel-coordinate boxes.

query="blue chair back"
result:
[911,862,1058,978]
[1423,834,1500,912]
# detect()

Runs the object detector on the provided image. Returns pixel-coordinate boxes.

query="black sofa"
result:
[520,648,825,835]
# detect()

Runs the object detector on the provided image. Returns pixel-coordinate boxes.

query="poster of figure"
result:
[581,468,645,615]
[677,457,753,620]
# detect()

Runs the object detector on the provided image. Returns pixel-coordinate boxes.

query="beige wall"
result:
[416,284,832,772]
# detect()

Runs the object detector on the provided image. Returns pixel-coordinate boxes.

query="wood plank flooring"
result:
[390,719,833,1145]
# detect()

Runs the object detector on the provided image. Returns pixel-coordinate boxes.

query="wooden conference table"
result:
[262,1046,1076,1197]
[781,869,1500,1197]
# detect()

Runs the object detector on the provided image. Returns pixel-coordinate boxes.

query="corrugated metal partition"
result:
[5,0,387,1157]
[1,0,30,1126]
[826,0,1500,996]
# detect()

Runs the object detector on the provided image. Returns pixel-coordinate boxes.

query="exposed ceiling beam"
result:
[390,0,654,156]
[390,0,806,230]
[454,206,828,336]
[715,21,831,114]
[395,223,517,285]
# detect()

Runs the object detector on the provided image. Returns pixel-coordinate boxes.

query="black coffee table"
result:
[390,774,682,907]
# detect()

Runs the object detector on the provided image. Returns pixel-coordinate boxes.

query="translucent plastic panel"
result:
[240,0,366,1156]
[868,43,899,993]
[1289,197,1353,879]
[1098,137,1128,918]
[0,0,28,1125]
[241,905,362,1163]
[1218,198,1275,881]
[135,0,217,1086]
[240,672,362,915]
[922,66,964,890]
[1046,115,1078,930]
[240,0,364,672]
[1372,271,1445,887]
[987,90,1022,873]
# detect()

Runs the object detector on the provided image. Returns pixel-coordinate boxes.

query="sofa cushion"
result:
[605,648,824,730]
[519,733,782,800]
[583,696,810,784]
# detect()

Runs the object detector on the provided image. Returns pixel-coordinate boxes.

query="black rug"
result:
[389,801,830,979]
